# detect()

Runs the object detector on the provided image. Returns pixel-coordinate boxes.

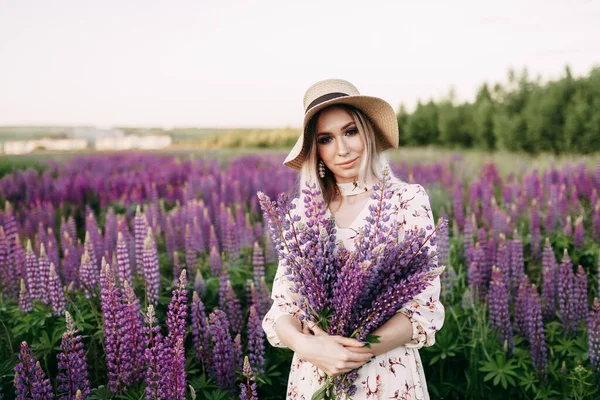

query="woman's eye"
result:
[318,136,332,144]
[346,128,358,136]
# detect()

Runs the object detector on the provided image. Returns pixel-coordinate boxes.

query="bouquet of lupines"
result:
[257,168,444,400]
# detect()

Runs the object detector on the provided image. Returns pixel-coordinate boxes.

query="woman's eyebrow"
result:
[317,121,355,136]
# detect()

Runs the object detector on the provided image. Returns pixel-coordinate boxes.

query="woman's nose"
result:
[337,137,349,155]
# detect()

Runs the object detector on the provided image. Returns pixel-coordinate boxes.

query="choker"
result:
[335,180,373,197]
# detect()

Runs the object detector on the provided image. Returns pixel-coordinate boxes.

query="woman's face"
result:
[315,106,365,184]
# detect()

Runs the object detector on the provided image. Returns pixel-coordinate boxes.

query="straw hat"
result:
[283,78,399,170]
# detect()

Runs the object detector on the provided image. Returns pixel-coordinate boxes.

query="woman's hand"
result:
[296,323,374,377]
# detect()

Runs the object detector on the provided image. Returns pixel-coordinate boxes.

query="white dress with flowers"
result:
[262,181,445,400]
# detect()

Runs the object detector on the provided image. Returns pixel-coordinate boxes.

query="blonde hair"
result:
[296,104,403,206]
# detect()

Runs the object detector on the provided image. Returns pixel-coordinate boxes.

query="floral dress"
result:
[262,181,445,400]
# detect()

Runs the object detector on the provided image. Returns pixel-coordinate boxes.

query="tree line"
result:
[397,66,600,154]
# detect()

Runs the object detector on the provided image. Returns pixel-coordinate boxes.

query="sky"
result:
[0,0,599,128]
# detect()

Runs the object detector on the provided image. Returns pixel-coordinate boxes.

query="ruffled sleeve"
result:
[261,198,304,349]
[395,183,445,349]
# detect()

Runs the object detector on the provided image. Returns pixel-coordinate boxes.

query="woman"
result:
[262,79,445,399]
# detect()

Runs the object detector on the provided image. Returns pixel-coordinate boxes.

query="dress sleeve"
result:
[261,258,304,348]
[261,198,305,349]
[396,183,445,350]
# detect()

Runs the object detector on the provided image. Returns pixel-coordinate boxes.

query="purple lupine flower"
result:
[252,242,265,286]
[209,309,236,393]
[159,270,188,398]
[190,291,212,371]
[219,278,243,334]
[46,228,60,274]
[514,275,531,337]
[49,263,66,316]
[99,263,133,393]
[184,224,196,277]
[544,200,556,233]
[172,251,181,284]
[122,281,146,383]
[164,337,186,400]
[527,284,547,380]
[588,298,600,372]
[573,265,588,325]
[3,202,20,297]
[247,305,265,374]
[468,242,485,301]
[509,233,524,296]
[14,342,55,400]
[593,203,600,241]
[19,278,32,313]
[239,356,259,400]
[209,245,221,277]
[37,244,51,305]
[233,333,243,372]
[530,199,541,259]
[453,182,464,231]
[116,232,132,288]
[165,269,188,347]
[463,214,475,267]
[57,311,90,400]
[263,227,276,264]
[541,238,557,320]
[134,205,147,275]
[563,215,572,237]
[437,218,449,268]
[209,224,219,254]
[558,249,576,336]
[83,231,98,289]
[0,226,8,297]
[24,240,39,301]
[489,267,514,352]
[86,210,103,269]
[79,250,96,299]
[574,216,584,251]
[144,305,163,400]
[165,217,176,264]
[495,234,510,293]
[103,208,117,261]
[143,229,160,304]
[194,272,205,298]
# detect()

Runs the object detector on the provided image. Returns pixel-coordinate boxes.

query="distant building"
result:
[95,134,172,150]
[2,138,88,155]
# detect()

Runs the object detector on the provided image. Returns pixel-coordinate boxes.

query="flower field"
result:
[0,152,599,399]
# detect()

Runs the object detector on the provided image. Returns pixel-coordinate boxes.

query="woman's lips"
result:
[337,157,358,166]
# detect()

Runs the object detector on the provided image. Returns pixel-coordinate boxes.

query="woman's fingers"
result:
[344,345,373,354]
[332,335,365,348]
[308,323,327,336]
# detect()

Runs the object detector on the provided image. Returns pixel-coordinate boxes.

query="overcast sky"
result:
[1,0,599,128]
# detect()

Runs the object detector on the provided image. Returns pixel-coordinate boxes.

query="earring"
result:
[318,160,326,178]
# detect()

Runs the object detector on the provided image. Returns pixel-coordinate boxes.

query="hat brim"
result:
[283,95,399,171]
